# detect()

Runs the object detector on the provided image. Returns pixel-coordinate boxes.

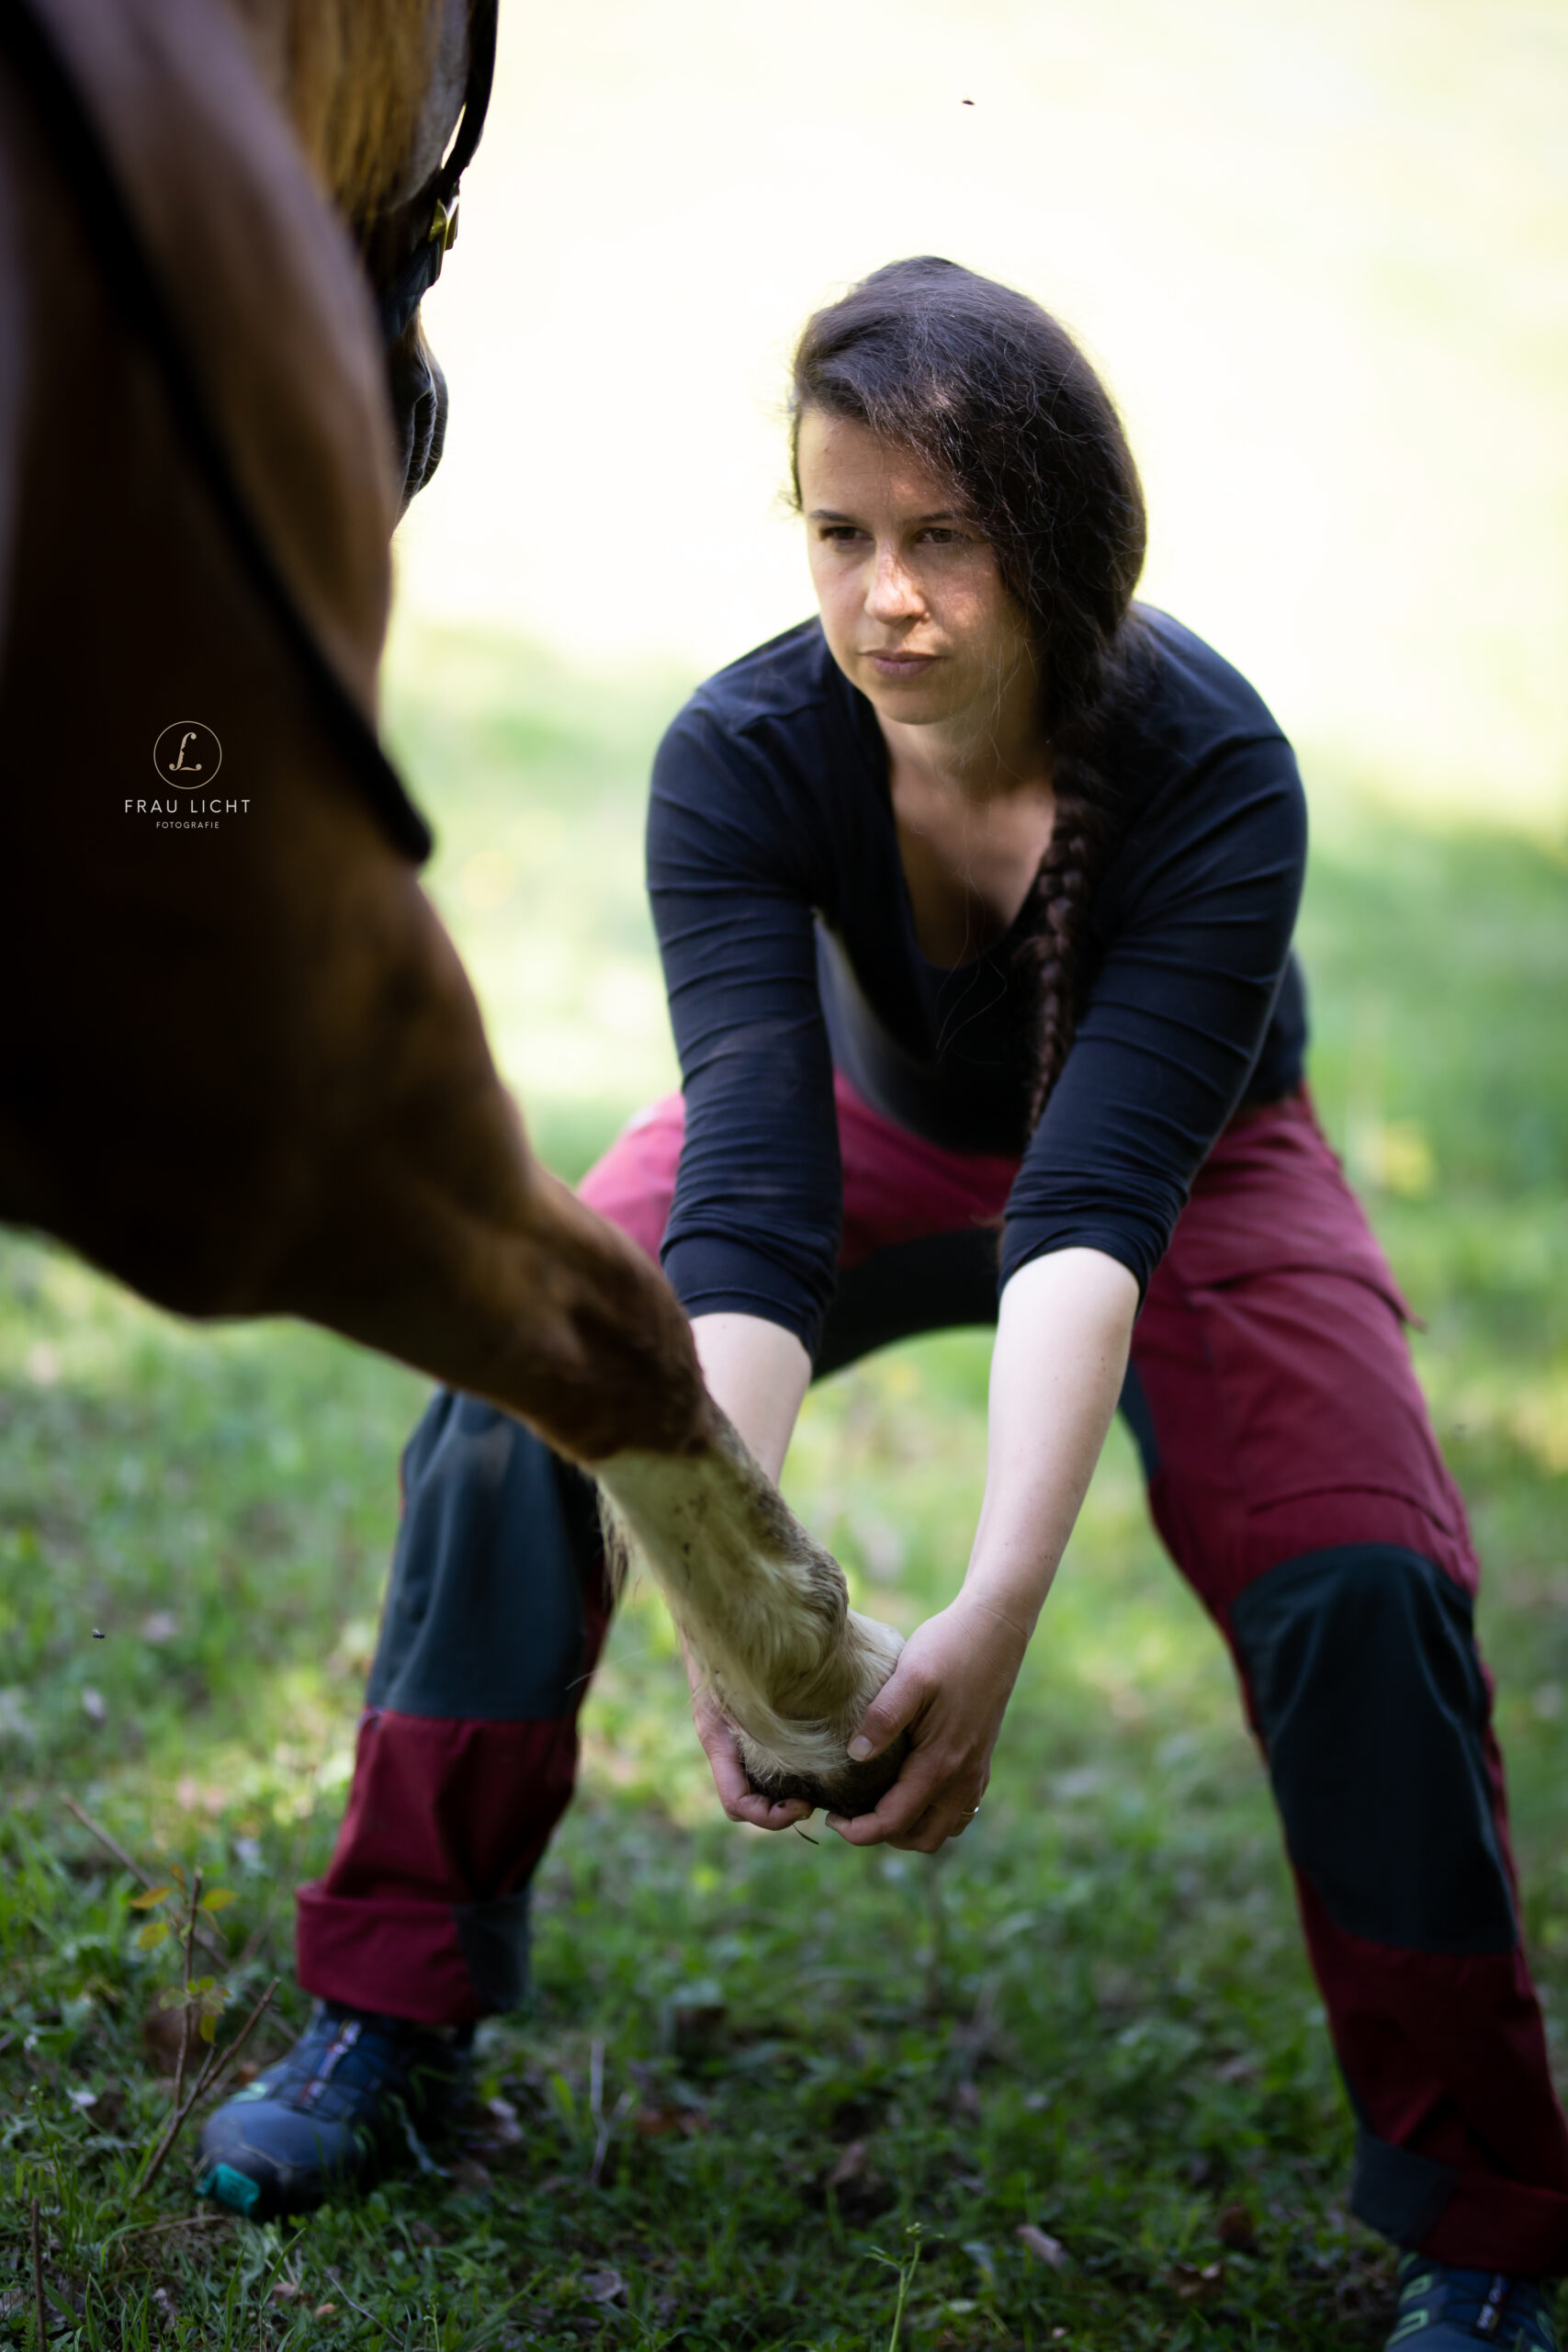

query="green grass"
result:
[3,627,1566,2348]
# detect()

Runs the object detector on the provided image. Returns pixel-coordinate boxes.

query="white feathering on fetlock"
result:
[596,1415,906,1813]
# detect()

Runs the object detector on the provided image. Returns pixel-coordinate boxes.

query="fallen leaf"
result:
[1016,2224,1070,2269]
[268,2283,302,2303]
[141,1611,180,1645]
[632,2106,683,2138]
[313,2305,337,2318]
[581,2267,626,2305]
[1166,2260,1225,2301]
[448,2154,492,2191]
[827,2140,868,2189]
[81,1687,107,1725]
[1216,2201,1258,2252]
[408,2221,444,2249]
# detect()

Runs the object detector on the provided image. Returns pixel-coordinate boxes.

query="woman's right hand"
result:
[682,1638,817,1832]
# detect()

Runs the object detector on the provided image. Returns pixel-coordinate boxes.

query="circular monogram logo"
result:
[152,721,222,788]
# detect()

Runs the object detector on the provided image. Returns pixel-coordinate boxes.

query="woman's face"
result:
[797,407,1037,736]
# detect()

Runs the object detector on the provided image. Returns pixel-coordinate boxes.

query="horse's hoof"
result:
[744,1734,909,1819]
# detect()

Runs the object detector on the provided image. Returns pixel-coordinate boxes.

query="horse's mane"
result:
[225,0,441,222]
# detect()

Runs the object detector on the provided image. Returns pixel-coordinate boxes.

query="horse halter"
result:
[370,0,500,513]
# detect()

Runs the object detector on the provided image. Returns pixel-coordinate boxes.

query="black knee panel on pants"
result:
[1229,1545,1517,1954]
[367,1393,602,1722]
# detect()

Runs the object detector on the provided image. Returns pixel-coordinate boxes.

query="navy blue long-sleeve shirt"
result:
[648,607,1308,1358]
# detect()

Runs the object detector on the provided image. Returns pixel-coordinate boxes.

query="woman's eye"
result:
[818,526,864,545]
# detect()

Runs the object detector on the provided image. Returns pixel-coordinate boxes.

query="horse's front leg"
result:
[208,833,718,1469]
[594,1422,908,1815]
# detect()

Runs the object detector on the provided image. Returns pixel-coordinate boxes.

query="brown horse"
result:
[0,0,900,1812]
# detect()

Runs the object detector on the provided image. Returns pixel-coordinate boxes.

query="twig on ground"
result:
[134,1976,278,2199]
[585,2041,634,2188]
[103,2211,230,2245]
[588,2039,612,2185]
[62,1799,227,1966]
[324,2268,387,2330]
[30,2196,46,2351]
[170,1870,202,2120]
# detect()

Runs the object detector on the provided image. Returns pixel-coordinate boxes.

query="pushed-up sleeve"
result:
[1000,736,1308,1301]
[647,709,842,1354]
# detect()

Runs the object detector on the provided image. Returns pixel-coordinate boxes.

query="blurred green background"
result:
[5,0,1568,2342]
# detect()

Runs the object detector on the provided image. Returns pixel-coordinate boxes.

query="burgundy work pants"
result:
[296,1081,1568,2271]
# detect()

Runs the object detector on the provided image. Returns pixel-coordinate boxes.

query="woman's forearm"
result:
[962,1247,1139,1635]
[689,1310,812,1484]
[828,1245,1139,1849]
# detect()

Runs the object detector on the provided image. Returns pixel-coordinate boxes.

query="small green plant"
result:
[124,1860,281,2199]
[870,2224,924,2350]
[130,1863,234,2097]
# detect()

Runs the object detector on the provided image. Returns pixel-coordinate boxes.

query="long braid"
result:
[1019,755,1111,1125]
[1017,625,1152,1123]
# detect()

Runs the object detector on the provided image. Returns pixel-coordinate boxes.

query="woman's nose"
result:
[864,546,923,622]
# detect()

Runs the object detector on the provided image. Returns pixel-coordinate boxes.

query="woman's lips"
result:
[863,650,940,680]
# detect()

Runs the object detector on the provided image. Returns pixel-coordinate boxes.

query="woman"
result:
[202,260,1566,2346]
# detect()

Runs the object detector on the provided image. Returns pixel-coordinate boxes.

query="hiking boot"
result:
[197,2002,471,2220]
[1386,2256,1559,2350]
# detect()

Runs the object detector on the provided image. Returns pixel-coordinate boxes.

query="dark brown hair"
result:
[791,256,1147,1120]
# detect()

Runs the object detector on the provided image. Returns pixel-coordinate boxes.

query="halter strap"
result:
[376,0,500,347]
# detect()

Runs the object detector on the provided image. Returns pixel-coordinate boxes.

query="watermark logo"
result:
[152,720,222,786]
[130,722,247,830]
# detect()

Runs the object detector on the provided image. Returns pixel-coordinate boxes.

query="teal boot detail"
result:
[197,2002,470,2221]
[1386,2256,1559,2351]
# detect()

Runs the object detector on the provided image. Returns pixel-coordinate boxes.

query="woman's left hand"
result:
[825,1593,1029,1852]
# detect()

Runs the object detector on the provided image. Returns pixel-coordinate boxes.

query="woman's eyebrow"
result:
[807,507,963,523]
